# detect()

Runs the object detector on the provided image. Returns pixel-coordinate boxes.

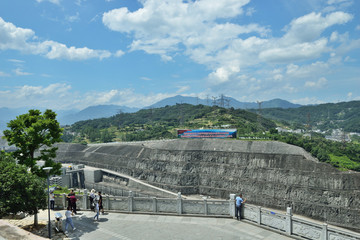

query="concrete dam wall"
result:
[53,139,360,231]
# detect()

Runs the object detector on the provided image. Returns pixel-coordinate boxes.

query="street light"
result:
[43,167,53,239]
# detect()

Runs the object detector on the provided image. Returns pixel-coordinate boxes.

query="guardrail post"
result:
[106,195,110,211]
[177,192,182,214]
[83,190,88,210]
[62,193,67,209]
[322,223,328,240]
[229,194,235,217]
[257,206,261,225]
[152,197,157,213]
[286,207,292,235]
[128,191,133,212]
[204,198,208,215]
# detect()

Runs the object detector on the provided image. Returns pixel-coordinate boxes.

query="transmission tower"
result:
[212,96,217,106]
[219,94,225,108]
[225,99,230,108]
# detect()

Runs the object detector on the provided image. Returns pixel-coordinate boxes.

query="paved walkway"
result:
[2,210,293,240]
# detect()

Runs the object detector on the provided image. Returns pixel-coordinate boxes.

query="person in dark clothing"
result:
[98,191,104,214]
[70,194,77,214]
[67,189,77,214]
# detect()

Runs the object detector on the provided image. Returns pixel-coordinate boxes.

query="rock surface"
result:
[53,139,360,231]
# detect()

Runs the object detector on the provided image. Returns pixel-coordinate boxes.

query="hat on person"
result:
[91,189,96,193]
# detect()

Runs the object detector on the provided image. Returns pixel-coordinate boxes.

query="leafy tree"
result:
[3,109,62,178]
[0,152,47,219]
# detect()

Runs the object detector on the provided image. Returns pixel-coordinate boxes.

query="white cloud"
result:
[8,59,25,63]
[0,71,10,77]
[42,41,111,60]
[114,50,125,57]
[305,77,328,88]
[245,7,255,16]
[36,0,61,5]
[0,17,111,61]
[102,1,354,90]
[281,11,352,44]
[176,85,190,93]
[66,12,80,23]
[286,61,329,78]
[292,97,325,105]
[356,25,360,30]
[259,38,329,63]
[75,0,86,6]
[0,83,179,109]
[13,68,32,76]
[327,0,350,5]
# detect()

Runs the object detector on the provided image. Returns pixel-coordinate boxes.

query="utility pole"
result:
[307,113,311,130]
[179,101,184,126]
[257,101,262,132]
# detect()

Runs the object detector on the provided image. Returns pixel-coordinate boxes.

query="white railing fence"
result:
[53,192,360,240]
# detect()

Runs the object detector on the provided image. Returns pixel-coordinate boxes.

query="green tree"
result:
[3,109,62,178]
[0,152,47,219]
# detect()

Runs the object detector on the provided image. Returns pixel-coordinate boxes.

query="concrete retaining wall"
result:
[52,139,360,231]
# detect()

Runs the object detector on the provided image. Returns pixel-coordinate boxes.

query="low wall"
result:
[53,192,360,240]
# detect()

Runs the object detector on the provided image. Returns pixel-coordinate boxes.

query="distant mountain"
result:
[261,98,302,109]
[0,105,140,130]
[0,107,32,131]
[145,95,301,109]
[58,105,140,125]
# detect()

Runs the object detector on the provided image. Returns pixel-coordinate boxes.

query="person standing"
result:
[67,189,75,210]
[235,194,246,220]
[64,206,76,234]
[70,193,77,214]
[89,189,96,212]
[98,191,104,214]
[49,191,55,210]
[93,196,100,221]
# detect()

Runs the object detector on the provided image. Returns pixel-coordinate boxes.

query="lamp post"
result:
[43,167,53,239]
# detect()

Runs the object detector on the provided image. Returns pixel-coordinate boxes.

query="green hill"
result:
[250,100,360,133]
[65,104,276,143]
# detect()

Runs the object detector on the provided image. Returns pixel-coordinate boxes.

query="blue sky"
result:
[0,0,359,110]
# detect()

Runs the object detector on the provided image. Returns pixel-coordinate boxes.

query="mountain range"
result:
[0,95,301,130]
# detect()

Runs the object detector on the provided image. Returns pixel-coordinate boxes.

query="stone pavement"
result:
[2,209,294,240]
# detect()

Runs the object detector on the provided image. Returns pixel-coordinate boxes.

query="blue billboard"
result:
[177,129,237,138]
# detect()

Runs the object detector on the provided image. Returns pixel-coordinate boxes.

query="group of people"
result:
[63,189,105,234]
[60,189,245,234]
[89,189,105,221]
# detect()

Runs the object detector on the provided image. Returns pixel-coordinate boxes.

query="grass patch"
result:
[329,154,360,171]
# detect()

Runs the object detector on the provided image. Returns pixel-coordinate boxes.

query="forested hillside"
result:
[64,104,276,143]
[251,100,360,133]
